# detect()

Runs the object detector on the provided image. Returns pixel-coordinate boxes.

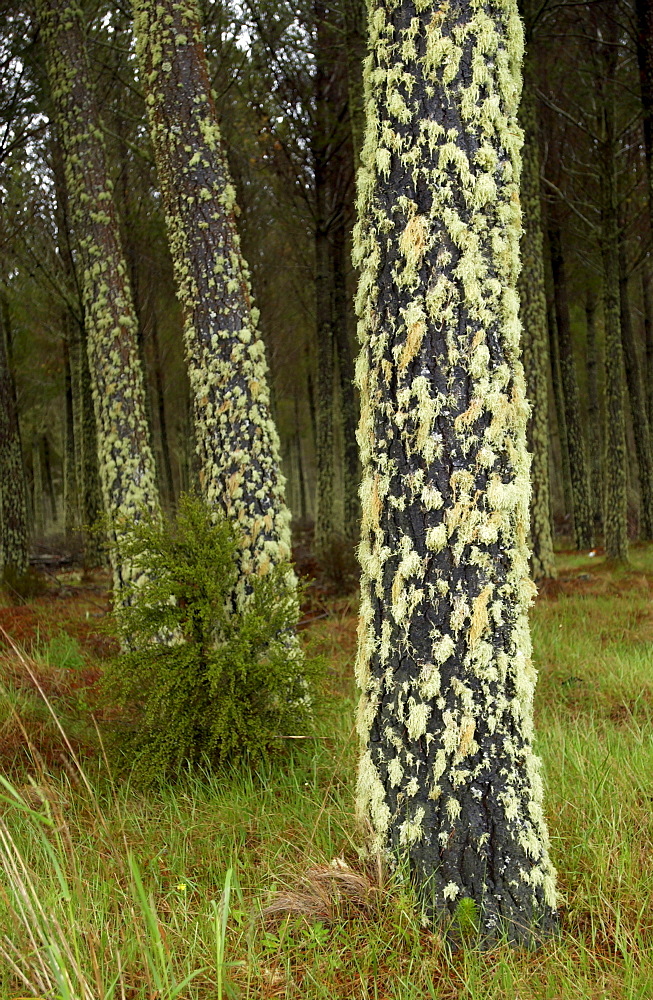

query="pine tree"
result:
[353,0,556,942]
[131,0,296,602]
[548,217,593,551]
[36,0,160,591]
[0,294,28,575]
[517,4,556,580]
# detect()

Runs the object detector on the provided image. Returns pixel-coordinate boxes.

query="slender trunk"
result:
[636,0,653,238]
[618,246,653,539]
[332,221,360,542]
[585,290,603,534]
[313,0,336,552]
[517,51,556,579]
[32,436,44,539]
[42,434,57,527]
[0,294,28,574]
[62,337,78,536]
[547,302,572,530]
[132,0,295,602]
[342,0,366,174]
[354,0,556,942]
[643,269,653,437]
[37,0,160,594]
[598,29,629,562]
[548,221,593,549]
[151,315,175,510]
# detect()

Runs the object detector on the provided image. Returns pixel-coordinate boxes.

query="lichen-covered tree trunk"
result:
[0,296,28,575]
[70,318,106,568]
[618,248,653,540]
[353,0,557,943]
[547,302,573,524]
[62,336,79,537]
[37,0,160,592]
[585,290,603,534]
[131,0,293,596]
[517,46,555,580]
[548,221,593,550]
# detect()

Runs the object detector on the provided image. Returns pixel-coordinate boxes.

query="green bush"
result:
[104,494,317,782]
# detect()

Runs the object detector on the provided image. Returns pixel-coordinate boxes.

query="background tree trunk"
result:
[132,0,295,601]
[37,0,160,594]
[548,219,593,550]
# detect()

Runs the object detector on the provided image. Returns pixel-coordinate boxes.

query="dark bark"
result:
[618,247,653,539]
[598,29,628,562]
[332,219,360,542]
[150,315,175,510]
[354,0,556,944]
[0,293,28,574]
[547,302,573,526]
[584,290,603,534]
[517,47,556,579]
[643,269,653,440]
[62,337,78,536]
[548,220,593,550]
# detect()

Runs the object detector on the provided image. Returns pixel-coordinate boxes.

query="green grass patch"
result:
[0,550,652,997]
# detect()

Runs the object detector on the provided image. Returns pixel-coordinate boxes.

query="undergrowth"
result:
[0,548,651,997]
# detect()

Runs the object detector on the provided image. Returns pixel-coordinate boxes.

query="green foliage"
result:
[104,494,316,782]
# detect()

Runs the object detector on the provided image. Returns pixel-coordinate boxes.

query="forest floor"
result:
[0,546,652,999]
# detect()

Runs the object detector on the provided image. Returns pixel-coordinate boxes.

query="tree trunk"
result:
[0,294,28,574]
[132,0,295,602]
[643,269,653,433]
[585,290,603,534]
[332,220,360,542]
[547,301,573,525]
[150,315,175,511]
[37,0,160,594]
[618,247,653,539]
[353,0,556,943]
[342,0,367,173]
[599,32,629,562]
[32,436,44,539]
[517,47,556,580]
[548,220,593,550]
[313,0,336,553]
[62,337,78,537]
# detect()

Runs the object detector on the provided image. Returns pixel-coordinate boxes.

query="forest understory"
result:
[0,544,651,1000]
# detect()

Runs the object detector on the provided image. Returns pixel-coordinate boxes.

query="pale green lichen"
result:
[37,0,160,599]
[353,0,557,929]
[131,0,296,615]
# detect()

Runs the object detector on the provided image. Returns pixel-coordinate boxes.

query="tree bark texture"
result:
[599,40,629,562]
[0,296,28,574]
[547,302,573,523]
[37,0,160,593]
[333,219,360,542]
[63,336,78,536]
[618,248,653,540]
[353,0,556,943]
[132,0,295,598]
[643,269,653,434]
[517,56,555,580]
[584,290,603,534]
[548,221,593,550]
[636,0,653,243]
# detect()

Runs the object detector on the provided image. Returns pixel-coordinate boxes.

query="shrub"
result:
[104,494,318,782]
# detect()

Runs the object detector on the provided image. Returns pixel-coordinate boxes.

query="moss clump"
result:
[104,495,317,782]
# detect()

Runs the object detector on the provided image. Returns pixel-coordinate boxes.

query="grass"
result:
[0,552,652,998]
